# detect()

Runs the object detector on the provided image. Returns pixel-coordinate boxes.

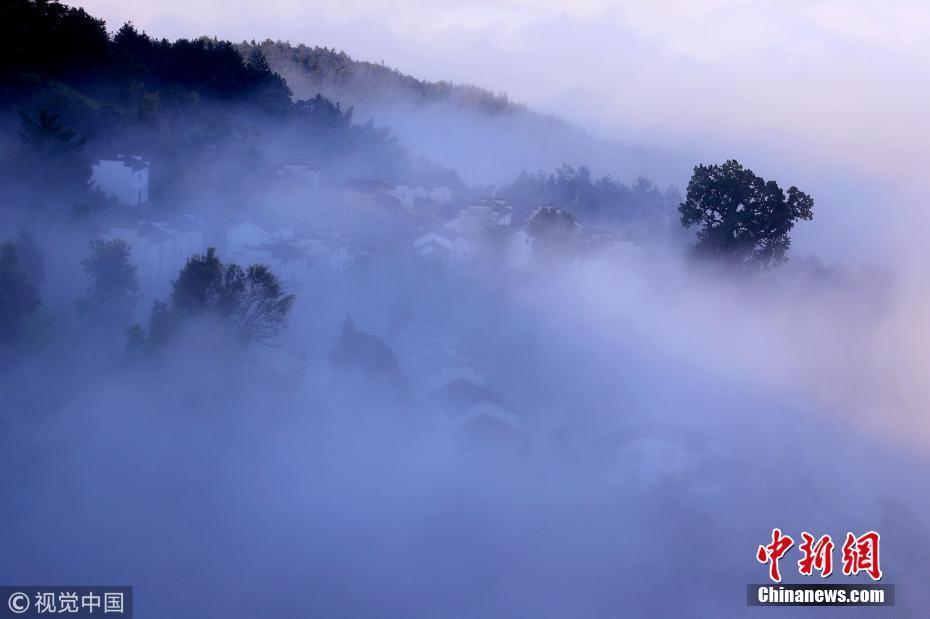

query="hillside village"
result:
[0,1,757,499]
[4,4,924,616]
[90,154,647,287]
[79,153,732,488]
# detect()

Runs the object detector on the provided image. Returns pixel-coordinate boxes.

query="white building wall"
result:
[100,225,204,282]
[390,185,454,210]
[505,229,534,270]
[91,158,149,206]
[429,186,453,205]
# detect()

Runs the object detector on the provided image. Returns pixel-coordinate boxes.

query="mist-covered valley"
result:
[1,1,929,617]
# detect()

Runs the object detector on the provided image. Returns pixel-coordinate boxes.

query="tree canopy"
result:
[329,315,408,401]
[0,2,417,211]
[15,109,91,199]
[498,164,680,228]
[678,159,814,269]
[0,243,40,347]
[14,229,45,289]
[330,316,401,376]
[526,206,579,260]
[244,40,523,116]
[77,238,140,327]
[145,248,295,347]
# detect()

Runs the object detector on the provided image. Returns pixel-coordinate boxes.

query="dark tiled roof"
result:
[424,378,512,416]
[343,178,393,193]
[116,155,150,171]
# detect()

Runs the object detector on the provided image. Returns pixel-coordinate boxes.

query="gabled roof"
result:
[95,154,150,171]
[343,178,393,193]
[293,222,353,249]
[472,198,512,213]
[257,239,307,262]
[163,214,201,232]
[596,420,716,453]
[424,378,519,428]
[373,192,402,210]
[228,217,291,235]
[415,227,469,246]
[278,159,320,170]
[136,222,171,243]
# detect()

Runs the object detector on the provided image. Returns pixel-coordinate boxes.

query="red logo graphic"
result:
[841,531,882,581]
[757,529,882,582]
[798,532,834,578]
[756,528,794,583]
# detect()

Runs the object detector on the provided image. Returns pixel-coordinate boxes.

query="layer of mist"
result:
[1,3,929,618]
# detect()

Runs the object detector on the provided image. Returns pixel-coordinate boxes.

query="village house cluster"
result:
[86,156,697,464]
[90,156,641,287]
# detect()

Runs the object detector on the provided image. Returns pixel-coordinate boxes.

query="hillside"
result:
[0,2,426,211]
[242,41,524,117]
[0,0,687,214]
[243,41,692,188]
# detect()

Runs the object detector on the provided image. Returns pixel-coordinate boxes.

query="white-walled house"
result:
[413,228,476,264]
[274,160,320,192]
[578,227,641,264]
[389,184,454,211]
[505,227,534,270]
[91,155,150,206]
[226,221,287,258]
[598,422,734,490]
[292,227,358,278]
[395,323,487,397]
[226,221,300,282]
[428,186,453,205]
[424,378,523,445]
[225,220,358,283]
[100,216,203,281]
[445,199,512,234]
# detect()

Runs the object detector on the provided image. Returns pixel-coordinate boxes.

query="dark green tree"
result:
[147,248,295,347]
[329,315,408,400]
[0,0,108,83]
[219,261,296,344]
[169,246,225,315]
[14,229,45,289]
[678,159,813,268]
[16,110,90,198]
[527,206,579,261]
[0,243,40,347]
[498,165,678,226]
[330,316,400,376]
[77,239,140,327]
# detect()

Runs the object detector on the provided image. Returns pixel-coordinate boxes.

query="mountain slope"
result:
[242,41,524,116]
[242,41,692,188]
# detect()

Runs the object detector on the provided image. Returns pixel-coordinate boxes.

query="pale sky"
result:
[78,0,930,191]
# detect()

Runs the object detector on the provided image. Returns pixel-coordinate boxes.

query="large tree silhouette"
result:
[678,159,813,269]
[145,248,295,347]
[0,243,40,347]
[77,239,140,328]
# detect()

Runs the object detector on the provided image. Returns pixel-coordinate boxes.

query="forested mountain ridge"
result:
[240,40,525,117]
[241,40,691,186]
[1,1,293,133]
[0,0,421,211]
[0,0,684,212]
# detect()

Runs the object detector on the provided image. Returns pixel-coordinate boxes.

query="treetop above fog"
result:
[678,159,814,269]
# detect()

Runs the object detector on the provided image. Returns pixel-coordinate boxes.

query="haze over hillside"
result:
[243,40,694,187]
[4,2,930,617]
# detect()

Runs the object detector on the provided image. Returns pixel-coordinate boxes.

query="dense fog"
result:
[1,2,928,617]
